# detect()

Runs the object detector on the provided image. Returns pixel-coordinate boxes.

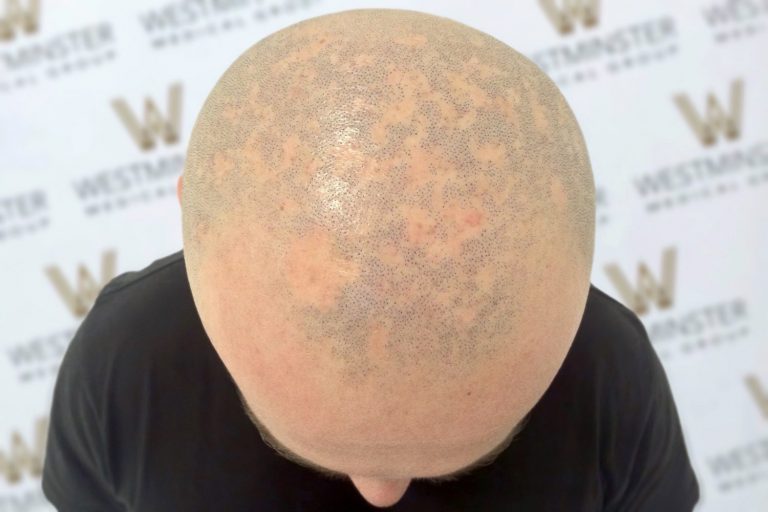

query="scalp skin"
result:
[180,8,595,387]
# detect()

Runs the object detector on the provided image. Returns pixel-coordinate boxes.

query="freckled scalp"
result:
[181,8,595,383]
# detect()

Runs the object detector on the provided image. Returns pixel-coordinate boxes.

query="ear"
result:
[176,174,183,205]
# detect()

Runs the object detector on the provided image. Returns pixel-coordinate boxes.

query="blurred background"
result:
[0,0,766,510]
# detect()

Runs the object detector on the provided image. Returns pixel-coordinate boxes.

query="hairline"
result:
[234,386,530,484]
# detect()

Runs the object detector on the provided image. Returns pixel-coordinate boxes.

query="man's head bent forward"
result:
[178,8,595,508]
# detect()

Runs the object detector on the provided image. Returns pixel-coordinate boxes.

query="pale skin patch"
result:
[402,206,437,246]
[385,96,417,124]
[456,109,477,130]
[278,197,301,216]
[423,240,463,265]
[404,145,460,197]
[471,173,492,199]
[408,69,433,96]
[353,53,375,67]
[271,31,336,73]
[215,84,259,124]
[402,146,435,192]
[529,86,556,136]
[280,134,302,169]
[297,67,318,83]
[304,160,324,191]
[455,305,478,329]
[393,33,428,47]
[400,129,428,153]
[461,54,505,81]
[550,175,568,212]
[385,67,431,96]
[433,288,455,310]
[457,206,484,230]
[378,243,405,266]
[370,96,420,144]
[475,265,495,294]
[222,103,244,123]
[370,123,388,146]
[287,82,306,100]
[211,151,236,186]
[386,68,406,86]
[244,84,269,118]
[283,227,361,312]
[401,199,488,264]
[428,91,460,124]
[489,89,522,123]
[472,141,507,166]
[442,199,488,246]
[444,201,486,234]
[417,89,477,131]
[366,321,391,363]
[533,105,550,135]
[273,133,322,189]
[242,129,271,183]
[327,50,375,73]
[486,171,523,208]
[447,70,490,108]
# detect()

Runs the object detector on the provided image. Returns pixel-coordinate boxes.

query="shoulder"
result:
[82,248,190,345]
[579,289,700,509]
[555,283,666,427]
[576,284,680,440]
[45,249,206,506]
[576,283,657,382]
[59,249,196,397]
[96,249,187,309]
[583,282,651,350]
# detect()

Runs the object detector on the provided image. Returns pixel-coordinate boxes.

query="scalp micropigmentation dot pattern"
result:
[181,8,595,384]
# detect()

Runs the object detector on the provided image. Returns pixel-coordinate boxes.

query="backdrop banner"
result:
[1,1,766,510]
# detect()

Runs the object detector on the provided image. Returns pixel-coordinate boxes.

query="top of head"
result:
[180,8,595,387]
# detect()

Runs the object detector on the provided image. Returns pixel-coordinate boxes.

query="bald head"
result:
[179,8,594,507]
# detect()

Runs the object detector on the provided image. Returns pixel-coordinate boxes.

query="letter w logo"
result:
[111,82,183,151]
[0,417,47,484]
[539,0,600,35]
[746,375,768,421]
[0,0,40,40]
[44,250,117,318]
[673,79,744,147]
[604,247,676,316]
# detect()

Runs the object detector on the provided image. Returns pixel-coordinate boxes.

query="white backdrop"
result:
[1,0,766,510]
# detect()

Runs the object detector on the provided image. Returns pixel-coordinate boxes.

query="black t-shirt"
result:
[41,249,700,512]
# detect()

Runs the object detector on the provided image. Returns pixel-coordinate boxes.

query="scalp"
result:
[181,8,595,384]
